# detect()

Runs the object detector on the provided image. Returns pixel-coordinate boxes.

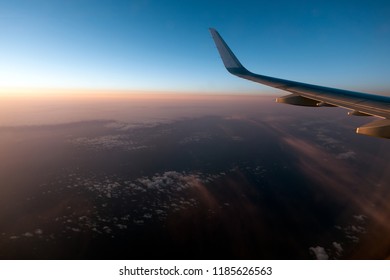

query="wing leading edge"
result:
[209,28,390,139]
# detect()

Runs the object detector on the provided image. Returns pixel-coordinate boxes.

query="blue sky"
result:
[1,0,390,93]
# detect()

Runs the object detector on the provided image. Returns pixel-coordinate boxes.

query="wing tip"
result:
[209,28,246,72]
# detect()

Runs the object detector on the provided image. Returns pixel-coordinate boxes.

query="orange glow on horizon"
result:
[0,87,275,99]
[0,87,275,127]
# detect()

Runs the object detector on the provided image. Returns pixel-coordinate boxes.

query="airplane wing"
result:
[209,28,390,139]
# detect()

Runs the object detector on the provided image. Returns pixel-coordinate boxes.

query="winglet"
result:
[209,28,249,75]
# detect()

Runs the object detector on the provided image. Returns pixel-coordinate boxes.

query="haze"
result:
[0,92,280,126]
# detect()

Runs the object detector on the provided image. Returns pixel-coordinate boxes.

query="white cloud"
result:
[103,226,112,234]
[310,246,329,260]
[136,171,203,191]
[179,133,213,144]
[346,235,360,243]
[353,214,366,222]
[133,219,144,225]
[116,224,127,230]
[336,151,356,160]
[104,121,138,131]
[333,242,343,254]
[231,136,243,141]
[69,135,148,151]
[316,132,340,145]
[42,169,224,236]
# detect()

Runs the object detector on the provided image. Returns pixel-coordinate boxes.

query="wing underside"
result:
[209,28,390,139]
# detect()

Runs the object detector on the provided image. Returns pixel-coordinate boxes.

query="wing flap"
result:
[357,119,390,138]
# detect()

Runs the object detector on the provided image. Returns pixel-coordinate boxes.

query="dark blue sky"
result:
[1,0,390,94]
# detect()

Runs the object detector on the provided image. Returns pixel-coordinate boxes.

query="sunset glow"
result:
[0,90,274,126]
